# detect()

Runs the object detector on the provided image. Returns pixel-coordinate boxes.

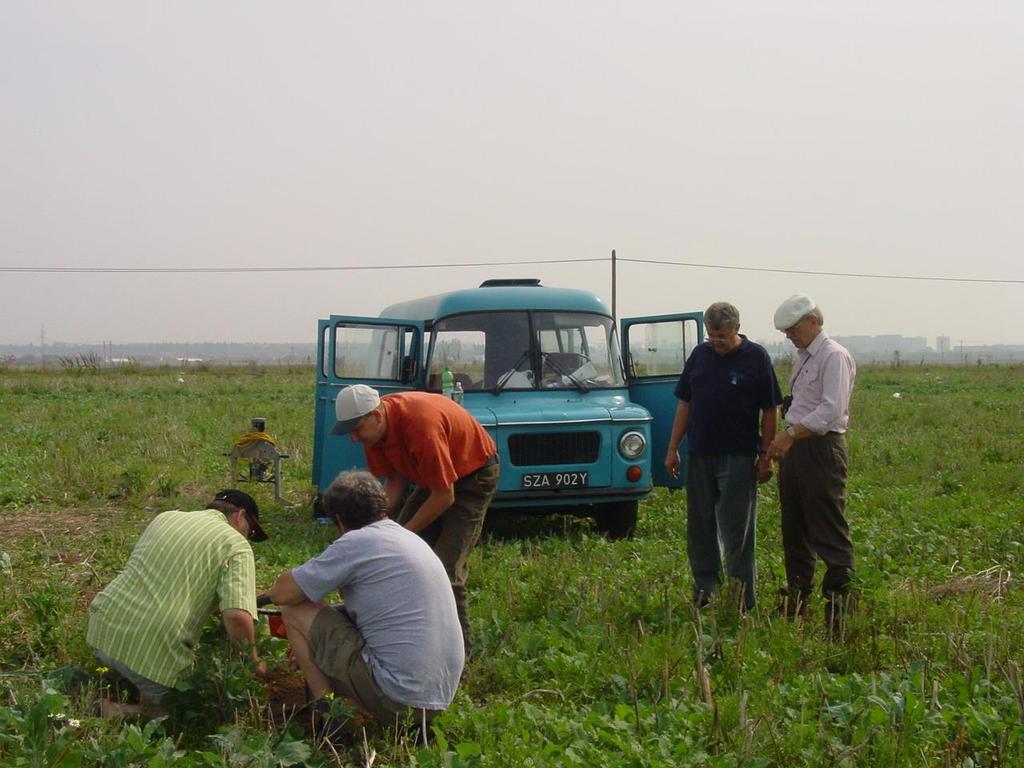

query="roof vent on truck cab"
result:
[479,278,542,288]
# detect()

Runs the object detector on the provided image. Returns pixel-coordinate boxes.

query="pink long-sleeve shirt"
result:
[786,332,856,435]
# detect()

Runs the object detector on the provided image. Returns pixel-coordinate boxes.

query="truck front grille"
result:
[507,432,600,466]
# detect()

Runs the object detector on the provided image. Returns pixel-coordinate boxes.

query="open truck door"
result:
[621,312,704,488]
[313,316,424,495]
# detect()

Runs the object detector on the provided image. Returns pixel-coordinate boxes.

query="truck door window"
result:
[333,323,413,380]
[626,318,699,378]
[320,323,330,378]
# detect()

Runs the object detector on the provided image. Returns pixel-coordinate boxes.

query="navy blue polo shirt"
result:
[674,336,782,455]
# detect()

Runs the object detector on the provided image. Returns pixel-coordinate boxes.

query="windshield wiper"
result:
[493,350,532,394]
[541,352,590,393]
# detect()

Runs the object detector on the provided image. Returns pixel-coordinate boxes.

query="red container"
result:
[267,614,287,639]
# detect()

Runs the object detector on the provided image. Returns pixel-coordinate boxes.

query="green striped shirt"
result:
[87,509,257,687]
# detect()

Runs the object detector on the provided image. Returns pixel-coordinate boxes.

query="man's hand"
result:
[766,432,793,461]
[768,424,806,462]
[664,450,681,480]
[756,454,773,483]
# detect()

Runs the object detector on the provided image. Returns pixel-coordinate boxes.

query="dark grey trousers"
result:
[777,432,855,598]
[686,452,758,610]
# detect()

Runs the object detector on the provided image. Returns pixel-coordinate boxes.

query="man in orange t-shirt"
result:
[331,384,499,654]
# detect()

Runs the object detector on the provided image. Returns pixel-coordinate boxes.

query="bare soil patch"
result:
[0,507,108,543]
[264,668,314,734]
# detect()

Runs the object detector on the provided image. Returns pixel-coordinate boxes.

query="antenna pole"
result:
[611,249,617,322]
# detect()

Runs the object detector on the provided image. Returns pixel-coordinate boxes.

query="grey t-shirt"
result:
[291,519,464,710]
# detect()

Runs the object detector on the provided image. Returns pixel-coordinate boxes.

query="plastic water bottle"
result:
[453,380,464,404]
[442,366,454,399]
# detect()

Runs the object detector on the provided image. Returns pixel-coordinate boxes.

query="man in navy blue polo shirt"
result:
[664,302,782,611]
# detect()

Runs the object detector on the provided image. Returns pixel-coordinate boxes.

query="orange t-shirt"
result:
[364,392,496,491]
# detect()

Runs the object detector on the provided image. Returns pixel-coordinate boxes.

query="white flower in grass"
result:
[67,719,80,728]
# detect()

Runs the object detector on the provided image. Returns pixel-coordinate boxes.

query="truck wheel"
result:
[593,501,638,540]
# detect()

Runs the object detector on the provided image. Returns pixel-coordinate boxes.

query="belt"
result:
[464,454,498,477]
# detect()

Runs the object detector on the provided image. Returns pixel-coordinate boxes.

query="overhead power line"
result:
[0,258,603,274]
[617,257,1022,285]
[1,256,1019,284]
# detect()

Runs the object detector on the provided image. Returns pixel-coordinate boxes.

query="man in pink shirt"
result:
[767,294,857,631]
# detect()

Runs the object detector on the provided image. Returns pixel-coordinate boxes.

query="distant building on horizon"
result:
[760,334,1023,365]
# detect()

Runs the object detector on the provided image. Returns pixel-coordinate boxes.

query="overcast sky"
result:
[2,2,1021,348]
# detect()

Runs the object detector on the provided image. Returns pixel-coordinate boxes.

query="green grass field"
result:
[1,364,1021,766]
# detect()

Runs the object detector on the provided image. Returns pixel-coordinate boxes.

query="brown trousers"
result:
[777,432,854,597]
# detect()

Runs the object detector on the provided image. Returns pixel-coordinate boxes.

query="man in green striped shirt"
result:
[87,489,268,716]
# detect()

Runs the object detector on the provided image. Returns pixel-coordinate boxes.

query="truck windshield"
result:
[427,311,625,392]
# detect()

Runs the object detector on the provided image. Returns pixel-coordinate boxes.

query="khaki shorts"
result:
[309,606,429,726]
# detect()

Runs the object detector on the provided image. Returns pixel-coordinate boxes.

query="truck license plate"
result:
[521,471,589,489]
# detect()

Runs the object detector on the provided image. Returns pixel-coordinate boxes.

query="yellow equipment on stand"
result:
[225,417,289,503]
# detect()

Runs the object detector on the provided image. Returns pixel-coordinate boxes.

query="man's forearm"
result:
[666,402,689,453]
[268,570,309,606]
[383,475,409,513]
[760,408,778,451]
[222,609,257,659]
[786,422,813,440]
[663,402,689,479]
[402,487,455,533]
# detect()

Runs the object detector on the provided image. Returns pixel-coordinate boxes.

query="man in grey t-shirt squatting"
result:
[268,470,464,728]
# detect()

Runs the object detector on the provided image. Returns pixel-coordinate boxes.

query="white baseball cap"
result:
[773,294,817,331]
[331,384,381,435]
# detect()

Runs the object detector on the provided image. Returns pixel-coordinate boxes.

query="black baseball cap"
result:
[213,489,268,542]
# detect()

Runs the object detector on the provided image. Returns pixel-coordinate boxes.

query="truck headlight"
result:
[618,430,646,459]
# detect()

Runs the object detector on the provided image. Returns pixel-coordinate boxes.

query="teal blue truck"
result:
[312,279,703,537]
